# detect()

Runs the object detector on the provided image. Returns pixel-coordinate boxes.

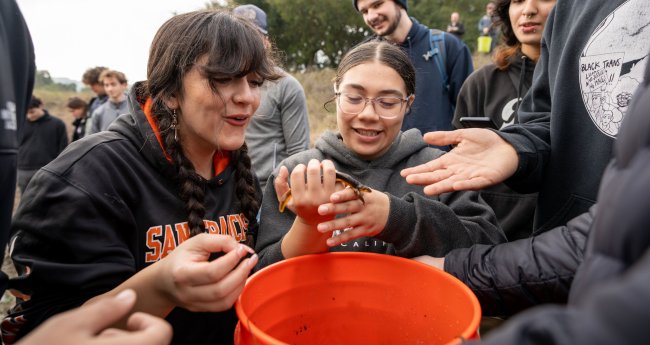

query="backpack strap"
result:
[425,29,449,92]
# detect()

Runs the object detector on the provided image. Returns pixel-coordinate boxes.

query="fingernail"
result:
[331,194,340,202]
[115,289,135,302]
[318,205,329,214]
[247,254,258,267]
[317,224,328,232]
[237,244,254,256]
[326,238,336,246]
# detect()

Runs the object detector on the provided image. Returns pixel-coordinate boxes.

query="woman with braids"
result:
[3,10,279,345]
[450,0,556,241]
[255,41,505,269]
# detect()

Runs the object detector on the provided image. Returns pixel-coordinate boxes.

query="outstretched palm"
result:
[401,128,518,195]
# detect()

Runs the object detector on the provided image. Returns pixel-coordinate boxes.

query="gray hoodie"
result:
[255,129,505,269]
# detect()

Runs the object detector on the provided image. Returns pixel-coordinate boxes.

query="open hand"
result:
[17,289,172,345]
[401,129,518,195]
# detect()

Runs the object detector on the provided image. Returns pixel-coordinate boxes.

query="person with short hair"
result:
[66,96,89,141]
[81,66,108,118]
[16,95,67,193]
[446,12,465,39]
[234,4,310,190]
[352,0,473,145]
[88,69,128,134]
[478,1,499,53]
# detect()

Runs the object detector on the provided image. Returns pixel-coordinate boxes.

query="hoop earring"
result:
[171,109,178,141]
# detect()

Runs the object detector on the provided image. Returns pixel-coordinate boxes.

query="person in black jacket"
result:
[0,0,35,295]
[81,66,108,118]
[66,96,89,141]
[397,0,650,317]
[4,9,280,345]
[16,96,68,193]
[446,12,465,39]
[352,0,474,140]
[468,51,650,345]
[1,1,171,344]
[452,0,556,241]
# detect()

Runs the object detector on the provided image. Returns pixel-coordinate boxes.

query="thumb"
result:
[274,166,290,200]
[74,289,137,333]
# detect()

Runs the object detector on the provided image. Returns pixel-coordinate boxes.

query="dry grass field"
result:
[0,52,494,318]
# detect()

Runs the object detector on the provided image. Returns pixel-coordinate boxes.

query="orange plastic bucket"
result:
[235,252,481,345]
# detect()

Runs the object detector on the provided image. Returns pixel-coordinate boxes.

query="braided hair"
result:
[144,10,280,241]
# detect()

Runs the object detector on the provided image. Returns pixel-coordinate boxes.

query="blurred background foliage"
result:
[34,0,493,145]
[208,0,490,70]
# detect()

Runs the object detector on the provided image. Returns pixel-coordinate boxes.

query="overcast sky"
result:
[16,0,213,83]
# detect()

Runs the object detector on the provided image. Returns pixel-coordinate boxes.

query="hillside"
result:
[38,53,492,145]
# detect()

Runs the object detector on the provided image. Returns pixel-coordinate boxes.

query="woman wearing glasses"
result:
[254,41,505,268]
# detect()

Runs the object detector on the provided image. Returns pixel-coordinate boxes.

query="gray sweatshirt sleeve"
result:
[88,107,102,135]
[377,190,506,258]
[279,76,310,155]
[254,173,291,269]
[444,206,593,316]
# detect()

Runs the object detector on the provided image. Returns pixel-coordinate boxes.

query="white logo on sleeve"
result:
[579,0,649,138]
[1,101,17,131]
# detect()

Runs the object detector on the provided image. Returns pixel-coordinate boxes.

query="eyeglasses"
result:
[335,92,410,119]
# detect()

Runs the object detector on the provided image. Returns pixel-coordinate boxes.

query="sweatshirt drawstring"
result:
[515,55,528,118]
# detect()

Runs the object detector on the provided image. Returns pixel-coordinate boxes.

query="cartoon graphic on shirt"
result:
[579,0,649,137]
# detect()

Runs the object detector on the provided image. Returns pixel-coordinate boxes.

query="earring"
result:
[171,109,178,141]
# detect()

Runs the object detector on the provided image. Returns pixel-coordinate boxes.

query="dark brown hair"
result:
[492,0,522,70]
[334,41,416,96]
[28,95,42,109]
[66,97,88,111]
[81,66,108,85]
[146,10,280,242]
[99,70,128,85]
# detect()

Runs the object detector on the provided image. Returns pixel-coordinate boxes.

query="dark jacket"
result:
[453,51,537,240]
[377,18,473,135]
[444,0,650,319]
[0,0,35,295]
[453,51,535,130]
[71,116,88,141]
[17,111,68,170]
[4,83,261,345]
[474,45,650,345]
[499,0,649,233]
[446,22,465,39]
